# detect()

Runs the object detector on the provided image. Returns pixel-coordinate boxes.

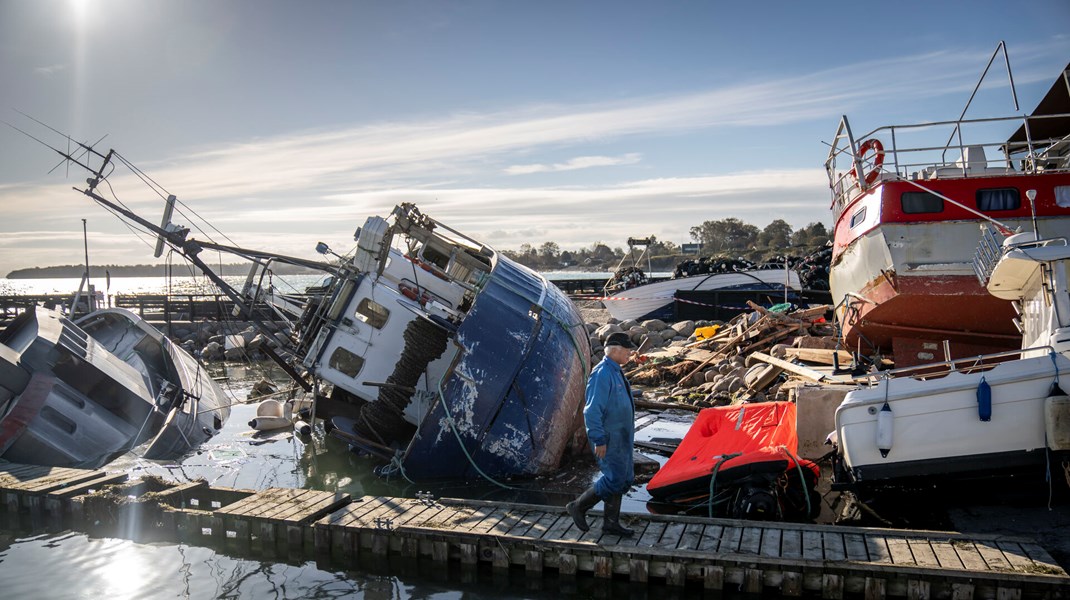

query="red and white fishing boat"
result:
[826,50,1070,367]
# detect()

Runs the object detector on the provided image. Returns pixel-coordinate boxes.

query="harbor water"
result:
[0,363,706,599]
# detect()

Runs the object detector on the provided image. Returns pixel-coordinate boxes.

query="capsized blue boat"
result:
[299,204,592,481]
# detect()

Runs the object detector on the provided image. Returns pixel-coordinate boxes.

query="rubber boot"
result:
[566,486,599,532]
[601,494,634,537]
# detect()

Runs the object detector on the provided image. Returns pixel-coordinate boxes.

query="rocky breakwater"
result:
[164,320,292,362]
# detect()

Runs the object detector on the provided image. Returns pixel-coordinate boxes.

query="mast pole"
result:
[82,218,92,310]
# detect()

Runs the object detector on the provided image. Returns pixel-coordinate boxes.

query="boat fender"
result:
[248,415,292,431]
[977,376,992,422]
[294,420,312,436]
[876,401,893,458]
[1045,382,1070,451]
[848,138,884,186]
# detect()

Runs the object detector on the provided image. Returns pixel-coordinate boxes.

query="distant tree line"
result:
[500,218,829,271]
[6,262,321,279]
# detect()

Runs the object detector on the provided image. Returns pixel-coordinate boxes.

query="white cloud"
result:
[33,64,66,76]
[505,153,642,175]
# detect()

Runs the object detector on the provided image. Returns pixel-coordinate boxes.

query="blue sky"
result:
[1,0,1068,274]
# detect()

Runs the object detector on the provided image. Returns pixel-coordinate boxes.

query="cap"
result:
[604,332,638,350]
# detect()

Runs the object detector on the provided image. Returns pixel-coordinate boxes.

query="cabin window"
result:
[901,192,944,214]
[329,347,365,377]
[1056,186,1070,208]
[849,206,867,229]
[356,298,389,329]
[976,188,1020,211]
[422,244,451,270]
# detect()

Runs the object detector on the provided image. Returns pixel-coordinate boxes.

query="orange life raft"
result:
[647,401,820,520]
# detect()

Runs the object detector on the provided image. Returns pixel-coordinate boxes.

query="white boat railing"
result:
[852,345,1057,385]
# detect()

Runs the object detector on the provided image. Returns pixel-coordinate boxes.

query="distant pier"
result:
[2,461,1068,598]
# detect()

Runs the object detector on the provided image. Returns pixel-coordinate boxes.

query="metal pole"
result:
[82,218,92,310]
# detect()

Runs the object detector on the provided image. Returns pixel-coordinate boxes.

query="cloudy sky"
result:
[0,0,1068,275]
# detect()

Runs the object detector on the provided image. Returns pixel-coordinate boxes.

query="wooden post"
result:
[525,550,543,573]
[782,571,803,597]
[907,579,931,600]
[629,558,648,583]
[459,543,477,565]
[593,555,612,579]
[559,553,577,576]
[865,577,887,600]
[822,574,844,600]
[665,562,686,587]
[704,565,725,590]
[744,568,763,593]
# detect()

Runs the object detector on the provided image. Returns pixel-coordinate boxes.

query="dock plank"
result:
[637,520,667,548]
[720,525,743,554]
[520,512,559,540]
[1019,542,1066,574]
[997,541,1038,573]
[780,529,802,559]
[759,527,781,558]
[864,535,892,564]
[802,529,823,560]
[975,540,1014,571]
[953,541,989,571]
[908,539,939,568]
[843,533,868,561]
[930,540,965,570]
[696,524,723,553]
[823,531,847,561]
[541,512,575,541]
[886,537,915,566]
[656,522,688,550]
[738,526,762,555]
[676,523,705,551]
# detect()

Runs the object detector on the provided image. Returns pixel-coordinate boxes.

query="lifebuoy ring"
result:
[848,138,884,186]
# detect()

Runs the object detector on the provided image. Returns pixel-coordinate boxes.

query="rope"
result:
[708,452,742,518]
[780,446,813,519]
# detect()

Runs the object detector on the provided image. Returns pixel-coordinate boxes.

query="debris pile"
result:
[164,320,292,362]
[586,301,844,409]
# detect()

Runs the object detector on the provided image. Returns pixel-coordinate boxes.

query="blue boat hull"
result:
[400,257,591,480]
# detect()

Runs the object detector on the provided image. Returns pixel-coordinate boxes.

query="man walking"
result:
[566,332,636,537]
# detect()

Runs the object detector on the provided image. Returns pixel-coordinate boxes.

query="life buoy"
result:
[848,138,885,186]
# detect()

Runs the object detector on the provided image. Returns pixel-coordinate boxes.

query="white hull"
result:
[602,269,800,322]
[835,352,1067,483]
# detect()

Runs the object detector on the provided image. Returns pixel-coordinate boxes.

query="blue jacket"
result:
[584,355,635,498]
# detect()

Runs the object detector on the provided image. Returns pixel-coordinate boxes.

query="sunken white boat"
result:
[832,227,1070,488]
[0,306,230,468]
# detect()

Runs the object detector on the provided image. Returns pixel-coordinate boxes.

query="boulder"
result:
[671,320,696,338]
[223,346,245,361]
[619,319,640,331]
[594,323,623,339]
[248,333,268,352]
[585,322,600,334]
[704,369,719,383]
[640,319,668,332]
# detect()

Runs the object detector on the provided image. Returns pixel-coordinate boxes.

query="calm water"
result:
[0,364,698,599]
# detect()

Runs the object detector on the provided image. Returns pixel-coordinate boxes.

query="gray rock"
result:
[727,377,744,394]
[704,369,719,383]
[204,341,222,354]
[585,322,600,334]
[248,333,268,351]
[659,330,677,343]
[671,320,696,338]
[594,323,623,339]
[619,319,640,331]
[640,319,668,331]
[224,346,245,361]
[207,334,225,346]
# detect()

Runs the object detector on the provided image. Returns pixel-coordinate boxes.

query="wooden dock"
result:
[1,461,1067,599]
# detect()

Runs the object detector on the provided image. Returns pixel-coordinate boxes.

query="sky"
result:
[0,0,1068,276]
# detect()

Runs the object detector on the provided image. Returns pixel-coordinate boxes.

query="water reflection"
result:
[0,524,742,600]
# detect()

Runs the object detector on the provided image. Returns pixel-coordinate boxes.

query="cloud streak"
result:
[505,153,642,175]
[2,41,1067,274]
